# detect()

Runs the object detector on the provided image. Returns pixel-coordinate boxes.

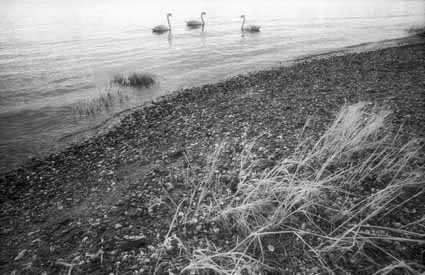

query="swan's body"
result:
[240,15,260,32]
[153,13,172,33]
[187,12,206,27]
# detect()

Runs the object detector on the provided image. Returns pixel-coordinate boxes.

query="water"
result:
[0,0,424,171]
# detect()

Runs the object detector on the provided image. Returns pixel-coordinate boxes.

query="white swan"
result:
[240,15,260,32]
[186,12,206,27]
[153,13,172,33]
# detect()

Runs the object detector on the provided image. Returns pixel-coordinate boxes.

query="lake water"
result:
[0,0,424,171]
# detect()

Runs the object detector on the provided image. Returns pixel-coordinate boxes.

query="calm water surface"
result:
[0,0,424,170]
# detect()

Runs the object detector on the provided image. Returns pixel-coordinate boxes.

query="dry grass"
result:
[179,102,425,274]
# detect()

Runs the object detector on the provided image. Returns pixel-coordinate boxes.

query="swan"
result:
[240,15,260,32]
[153,13,172,33]
[186,12,206,27]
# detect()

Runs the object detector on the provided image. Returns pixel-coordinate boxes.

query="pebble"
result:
[188,218,198,224]
[14,249,27,261]
[392,222,401,228]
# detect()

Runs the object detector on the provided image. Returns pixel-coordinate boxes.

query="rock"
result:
[118,239,148,251]
[14,249,28,261]
[392,222,401,228]
[195,225,202,232]
[188,218,198,224]
[168,149,184,159]
[27,230,40,236]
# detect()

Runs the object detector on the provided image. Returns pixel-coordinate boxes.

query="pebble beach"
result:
[1,39,425,274]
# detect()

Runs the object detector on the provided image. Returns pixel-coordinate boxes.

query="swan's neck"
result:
[241,17,245,30]
[201,13,205,25]
[167,16,171,30]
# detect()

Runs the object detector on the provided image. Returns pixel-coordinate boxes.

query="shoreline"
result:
[292,34,425,63]
[1,38,425,274]
[19,34,422,174]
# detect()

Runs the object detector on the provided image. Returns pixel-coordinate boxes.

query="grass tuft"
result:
[71,72,157,119]
[179,102,425,274]
[407,26,425,37]
[112,72,156,88]
[71,88,130,118]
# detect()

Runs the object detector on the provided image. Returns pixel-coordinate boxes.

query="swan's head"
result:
[201,12,206,16]
[167,13,172,17]
[240,15,245,18]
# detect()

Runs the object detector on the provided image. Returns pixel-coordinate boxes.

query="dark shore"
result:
[1,41,425,275]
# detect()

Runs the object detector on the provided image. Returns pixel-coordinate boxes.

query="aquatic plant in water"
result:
[407,26,425,37]
[71,88,130,118]
[111,72,156,88]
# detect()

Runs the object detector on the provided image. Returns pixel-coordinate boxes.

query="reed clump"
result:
[71,72,157,118]
[179,102,425,274]
[112,72,156,88]
[407,26,425,37]
[71,88,130,118]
